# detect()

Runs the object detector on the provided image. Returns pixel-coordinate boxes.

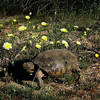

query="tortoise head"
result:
[23,62,35,75]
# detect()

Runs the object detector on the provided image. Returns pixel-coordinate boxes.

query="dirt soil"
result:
[0,63,100,100]
[0,16,100,100]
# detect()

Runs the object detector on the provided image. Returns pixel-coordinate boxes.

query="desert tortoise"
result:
[23,49,80,88]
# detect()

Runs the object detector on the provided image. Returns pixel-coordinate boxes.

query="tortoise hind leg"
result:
[36,70,44,88]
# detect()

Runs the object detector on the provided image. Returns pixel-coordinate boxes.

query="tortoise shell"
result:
[32,49,79,77]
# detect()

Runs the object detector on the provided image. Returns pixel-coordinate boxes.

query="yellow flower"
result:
[76,41,81,45]
[29,12,32,16]
[60,28,68,33]
[62,40,69,48]
[39,42,42,45]
[8,34,14,37]
[21,45,27,52]
[35,44,41,49]
[3,42,12,50]
[95,54,99,58]
[18,26,27,31]
[74,25,79,29]
[49,41,55,45]
[13,19,17,23]
[3,68,6,72]
[33,25,36,30]
[86,27,90,31]
[84,31,87,36]
[57,41,60,44]
[41,36,48,41]
[29,40,32,45]
[62,40,67,44]
[37,26,40,30]
[0,24,3,28]
[41,22,47,26]
[25,16,30,20]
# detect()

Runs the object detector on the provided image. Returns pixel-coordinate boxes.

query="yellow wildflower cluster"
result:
[41,36,48,41]
[3,42,12,50]
[60,28,68,33]
[95,54,99,58]
[0,24,3,28]
[18,26,27,31]
[25,16,30,20]
[29,12,32,16]
[57,41,60,44]
[35,44,41,49]
[13,19,17,23]
[62,40,69,48]
[74,25,79,29]
[49,41,55,45]
[41,22,47,26]
[33,25,36,30]
[8,34,14,37]
[84,31,87,36]
[86,27,90,31]
[76,41,81,45]
[29,40,32,45]
[37,26,40,30]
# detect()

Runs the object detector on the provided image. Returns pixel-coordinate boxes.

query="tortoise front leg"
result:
[36,70,44,88]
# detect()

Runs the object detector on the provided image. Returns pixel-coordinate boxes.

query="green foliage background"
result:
[0,0,100,16]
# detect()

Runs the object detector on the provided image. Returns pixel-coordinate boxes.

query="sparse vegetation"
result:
[0,0,100,100]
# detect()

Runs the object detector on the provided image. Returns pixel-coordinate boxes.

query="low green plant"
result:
[0,93,3,100]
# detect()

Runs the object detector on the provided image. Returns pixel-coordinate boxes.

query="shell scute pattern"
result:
[33,49,79,76]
